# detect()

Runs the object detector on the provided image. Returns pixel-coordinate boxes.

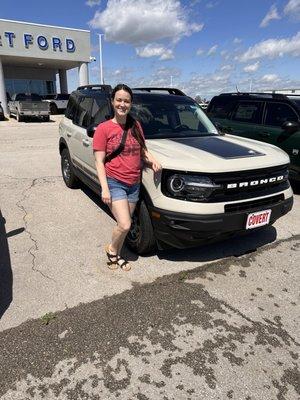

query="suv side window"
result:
[90,96,111,126]
[65,94,78,120]
[208,97,236,118]
[73,96,93,128]
[265,102,299,126]
[231,101,263,124]
[56,94,69,101]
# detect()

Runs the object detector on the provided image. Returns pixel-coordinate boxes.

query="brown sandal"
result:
[105,244,119,270]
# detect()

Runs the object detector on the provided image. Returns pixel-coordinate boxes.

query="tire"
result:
[43,115,50,122]
[16,110,23,122]
[61,148,79,188]
[50,103,58,115]
[126,200,156,255]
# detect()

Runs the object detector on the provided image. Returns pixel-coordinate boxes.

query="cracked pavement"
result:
[0,119,299,399]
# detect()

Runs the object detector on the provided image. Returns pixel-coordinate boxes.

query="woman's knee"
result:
[117,219,132,233]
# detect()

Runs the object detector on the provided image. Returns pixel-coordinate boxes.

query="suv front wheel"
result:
[61,148,79,188]
[126,200,156,255]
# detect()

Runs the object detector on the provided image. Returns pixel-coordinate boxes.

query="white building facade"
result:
[0,19,91,115]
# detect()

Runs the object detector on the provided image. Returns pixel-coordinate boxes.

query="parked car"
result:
[0,102,4,121]
[207,92,300,182]
[43,93,70,114]
[8,93,50,122]
[59,85,293,254]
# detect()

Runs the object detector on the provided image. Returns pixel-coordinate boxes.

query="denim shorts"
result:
[107,177,140,203]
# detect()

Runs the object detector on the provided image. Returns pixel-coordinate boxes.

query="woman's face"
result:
[112,89,132,118]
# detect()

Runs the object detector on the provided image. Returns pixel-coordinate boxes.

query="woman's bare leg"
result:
[109,199,135,254]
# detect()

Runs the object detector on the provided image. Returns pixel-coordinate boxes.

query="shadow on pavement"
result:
[159,226,277,262]
[0,211,13,320]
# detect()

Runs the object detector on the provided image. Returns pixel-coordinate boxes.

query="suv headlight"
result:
[165,173,220,201]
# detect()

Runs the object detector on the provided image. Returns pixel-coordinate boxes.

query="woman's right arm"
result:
[94,151,111,205]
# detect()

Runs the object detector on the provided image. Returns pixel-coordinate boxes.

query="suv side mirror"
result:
[281,121,299,134]
[87,125,96,137]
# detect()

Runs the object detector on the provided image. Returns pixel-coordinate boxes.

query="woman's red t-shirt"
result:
[93,119,144,185]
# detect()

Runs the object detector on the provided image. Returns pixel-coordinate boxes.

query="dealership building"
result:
[0,19,91,115]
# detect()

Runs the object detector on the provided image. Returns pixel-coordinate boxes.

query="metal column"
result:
[58,69,68,94]
[0,58,8,116]
[78,62,89,87]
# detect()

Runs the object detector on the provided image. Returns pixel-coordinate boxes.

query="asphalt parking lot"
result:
[0,118,299,399]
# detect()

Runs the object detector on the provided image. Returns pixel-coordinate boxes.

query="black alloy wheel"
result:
[61,148,79,188]
[126,201,156,255]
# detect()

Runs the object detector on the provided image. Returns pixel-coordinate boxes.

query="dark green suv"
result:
[207,93,300,182]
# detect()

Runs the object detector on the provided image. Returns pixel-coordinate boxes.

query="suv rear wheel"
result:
[126,201,156,255]
[61,148,79,188]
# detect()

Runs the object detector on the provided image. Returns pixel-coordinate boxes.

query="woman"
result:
[93,84,161,271]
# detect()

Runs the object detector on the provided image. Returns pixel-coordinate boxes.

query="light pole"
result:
[98,33,104,84]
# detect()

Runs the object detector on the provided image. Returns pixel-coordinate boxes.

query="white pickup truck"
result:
[9,93,50,122]
[43,94,69,114]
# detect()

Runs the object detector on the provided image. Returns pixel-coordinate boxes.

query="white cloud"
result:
[136,44,174,60]
[220,64,233,72]
[206,1,219,8]
[86,0,101,7]
[260,74,279,83]
[89,0,203,45]
[243,61,260,73]
[233,38,242,44]
[207,45,218,56]
[260,4,281,27]
[196,48,204,56]
[238,31,300,62]
[284,0,300,20]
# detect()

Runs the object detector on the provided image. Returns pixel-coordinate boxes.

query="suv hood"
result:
[147,134,289,172]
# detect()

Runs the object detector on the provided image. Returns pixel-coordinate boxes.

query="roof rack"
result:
[133,87,186,96]
[77,84,112,92]
[219,92,287,99]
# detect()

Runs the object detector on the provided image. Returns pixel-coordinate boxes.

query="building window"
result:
[5,78,56,96]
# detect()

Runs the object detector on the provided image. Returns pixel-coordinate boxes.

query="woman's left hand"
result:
[151,160,162,172]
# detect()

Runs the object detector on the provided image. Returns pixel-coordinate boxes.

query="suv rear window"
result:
[65,94,79,120]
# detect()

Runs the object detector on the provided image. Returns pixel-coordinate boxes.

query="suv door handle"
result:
[66,132,72,138]
[259,132,270,138]
[82,139,90,146]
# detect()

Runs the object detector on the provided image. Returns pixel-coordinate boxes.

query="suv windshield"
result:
[130,95,218,139]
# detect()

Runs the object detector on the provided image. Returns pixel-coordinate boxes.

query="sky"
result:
[1,0,300,99]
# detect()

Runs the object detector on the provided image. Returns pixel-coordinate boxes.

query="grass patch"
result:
[41,312,56,325]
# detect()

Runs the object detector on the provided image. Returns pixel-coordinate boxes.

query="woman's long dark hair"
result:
[111,84,147,151]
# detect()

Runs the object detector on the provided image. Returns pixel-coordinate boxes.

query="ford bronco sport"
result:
[59,85,293,254]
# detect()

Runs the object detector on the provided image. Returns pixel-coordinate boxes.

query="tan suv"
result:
[59,85,293,254]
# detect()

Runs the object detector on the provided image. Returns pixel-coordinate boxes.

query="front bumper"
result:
[150,196,293,250]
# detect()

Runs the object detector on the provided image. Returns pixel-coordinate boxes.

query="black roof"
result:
[217,92,289,100]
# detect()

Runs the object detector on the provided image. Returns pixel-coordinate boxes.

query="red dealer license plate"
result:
[246,209,271,229]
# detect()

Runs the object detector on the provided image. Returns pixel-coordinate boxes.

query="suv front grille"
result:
[209,164,289,202]
[225,194,284,213]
